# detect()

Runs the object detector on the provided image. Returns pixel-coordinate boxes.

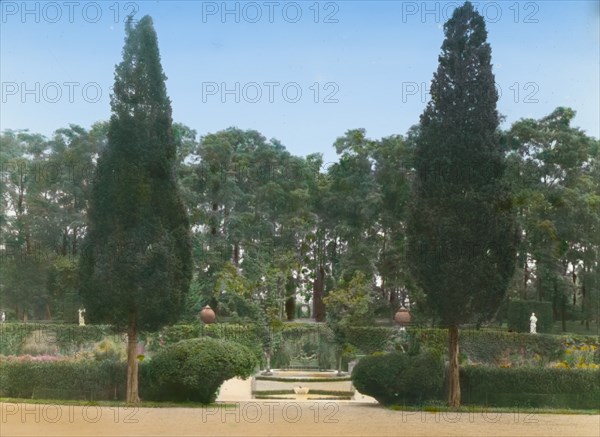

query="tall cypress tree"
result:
[79,16,192,403]
[407,2,517,407]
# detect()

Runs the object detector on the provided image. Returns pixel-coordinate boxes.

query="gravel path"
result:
[2,401,598,437]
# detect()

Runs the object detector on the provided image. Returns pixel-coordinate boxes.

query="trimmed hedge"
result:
[459,330,563,365]
[148,323,264,360]
[0,358,126,400]
[351,351,444,405]
[0,338,257,403]
[4,322,595,372]
[0,323,120,356]
[507,300,553,333]
[351,354,600,409]
[330,326,565,363]
[345,326,395,354]
[141,337,258,403]
[461,365,600,409]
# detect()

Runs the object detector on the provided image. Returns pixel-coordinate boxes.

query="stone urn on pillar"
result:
[200,305,216,324]
[394,306,411,330]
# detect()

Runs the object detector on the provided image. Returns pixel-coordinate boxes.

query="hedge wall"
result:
[344,327,564,365]
[148,323,262,354]
[3,322,595,371]
[352,355,600,409]
[460,365,600,409]
[0,338,258,403]
[459,330,563,365]
[0,358,126,400]
[345,326,395,354]
[507,300,553,333]
[0,323,119,356]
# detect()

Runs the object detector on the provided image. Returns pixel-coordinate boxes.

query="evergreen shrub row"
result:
[0,323,578,366]
[0,358,126,400]
[0,338,258,404]
[351,351,600,409]
[460,365,600,409]
[0,323,118,356]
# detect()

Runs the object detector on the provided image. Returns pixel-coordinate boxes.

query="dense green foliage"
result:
[504,108,600,328]
[323,272,374,369]
[0,120,597,331]
[0,125,107,321]
[2,114,596,331]
[351,351,445,405]
[460,366,600,409]
[508,300,553,333]
[141,338,257,403]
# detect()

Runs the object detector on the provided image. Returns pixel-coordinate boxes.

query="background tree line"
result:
[1,109,598,329]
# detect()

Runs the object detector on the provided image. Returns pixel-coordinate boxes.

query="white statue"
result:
[529,312,537,334]
[78,308,86,326]
[1,312,5,323]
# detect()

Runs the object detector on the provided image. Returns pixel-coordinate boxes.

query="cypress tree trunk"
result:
[126,312,140,403]
[448,326,461,407]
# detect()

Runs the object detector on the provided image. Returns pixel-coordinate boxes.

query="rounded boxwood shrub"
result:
[351,351,444,405]
[141,337,258,403]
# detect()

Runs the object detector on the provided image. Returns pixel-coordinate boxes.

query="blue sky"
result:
[1,1,599,164]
